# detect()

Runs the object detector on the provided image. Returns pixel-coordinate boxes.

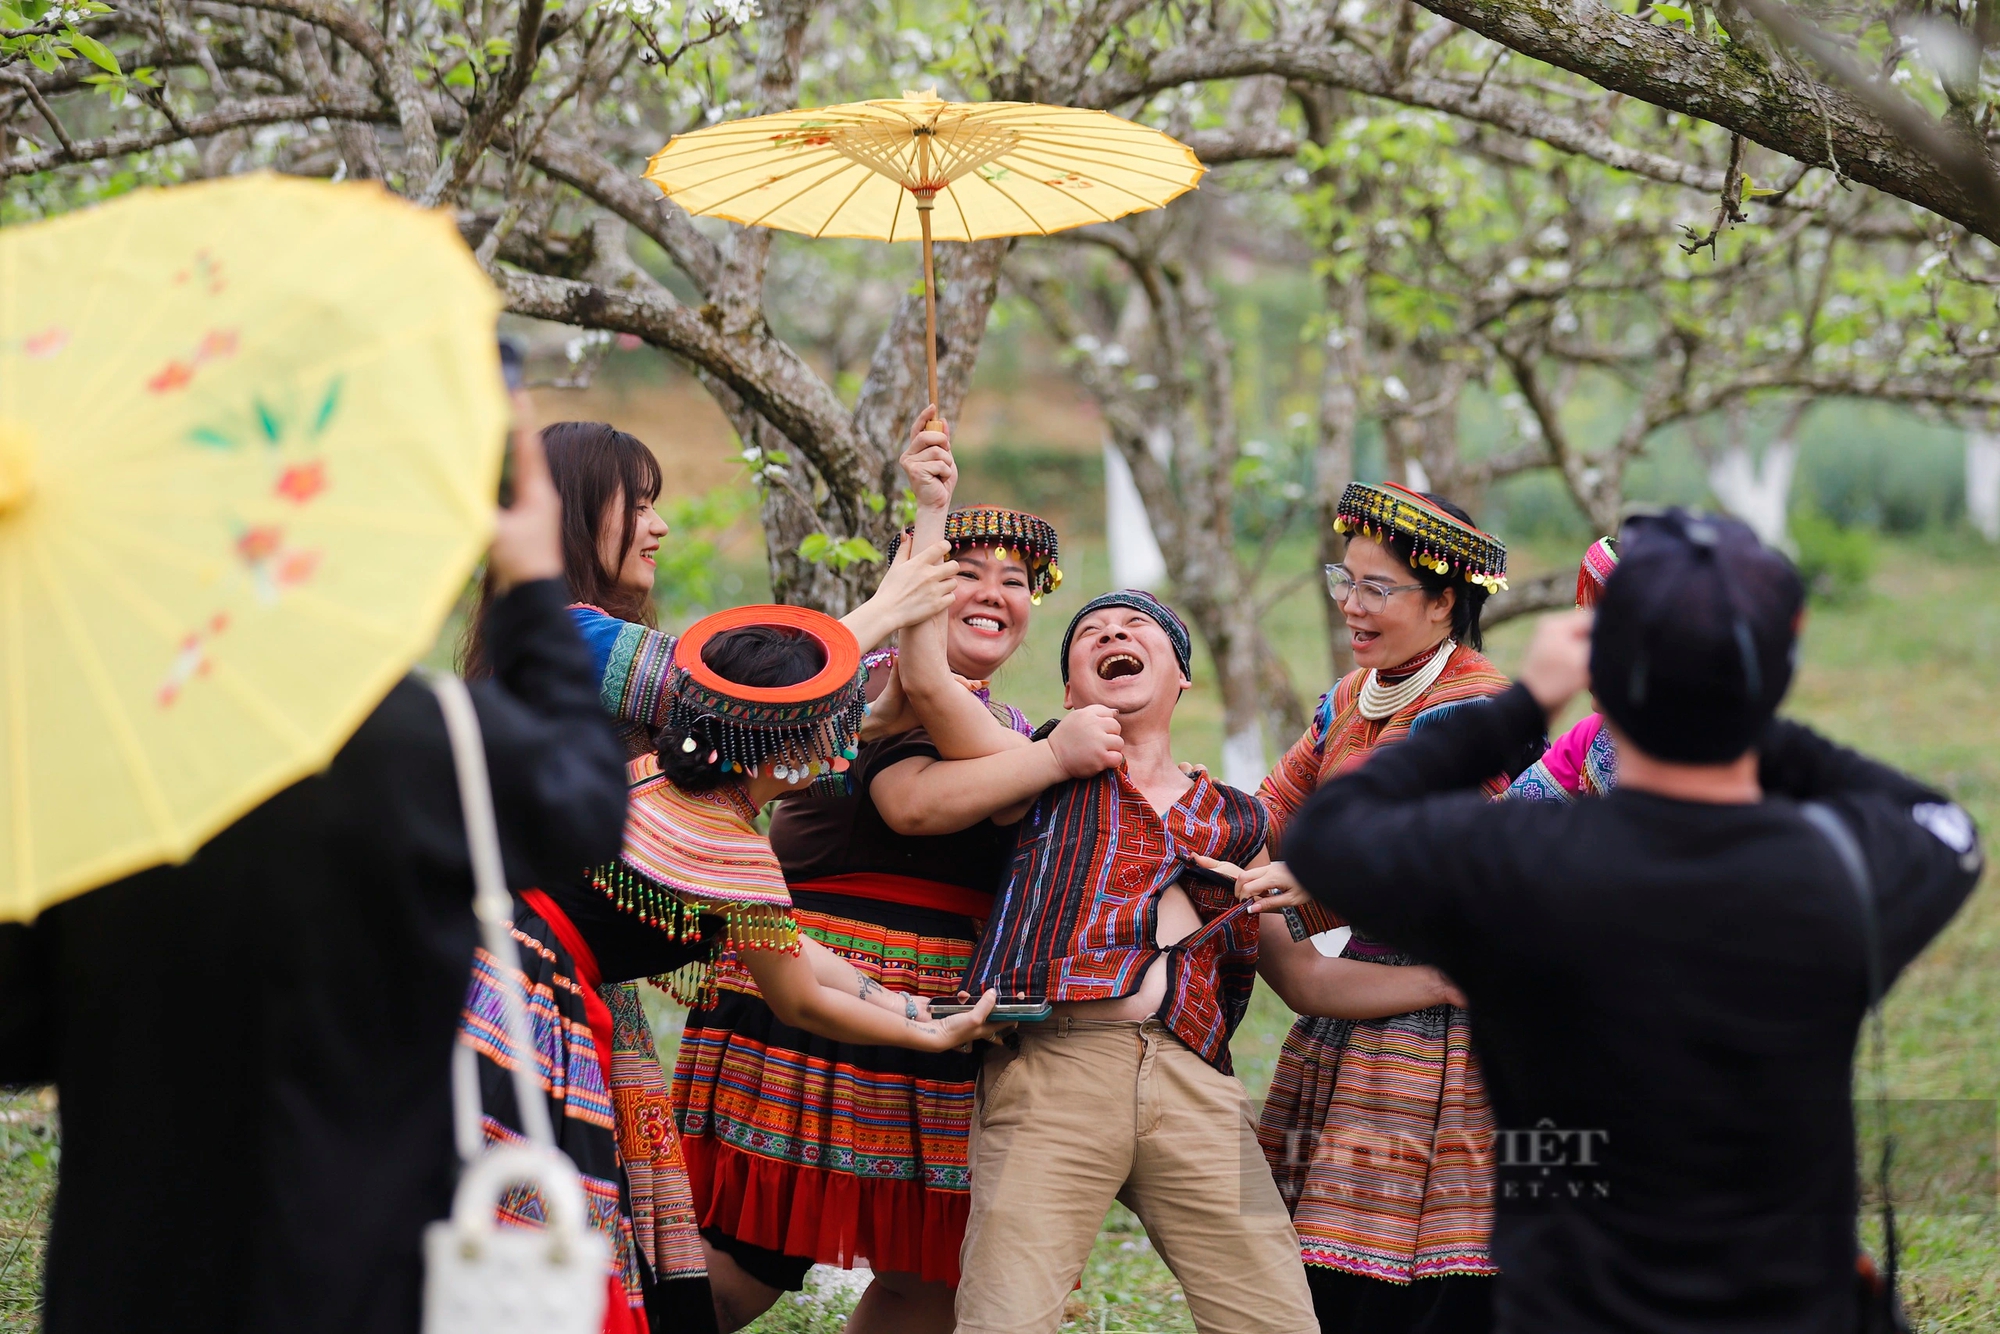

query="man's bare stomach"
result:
[1051,883,1201,1023]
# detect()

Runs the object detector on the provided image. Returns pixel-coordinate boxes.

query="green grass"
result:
[0,1091,57,1332]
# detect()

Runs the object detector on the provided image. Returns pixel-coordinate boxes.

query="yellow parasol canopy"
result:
[645,89,1204,408]
[0,173,507,920]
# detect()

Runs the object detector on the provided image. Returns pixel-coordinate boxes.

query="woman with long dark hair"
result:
[464,421,948,691]
[1231,483,1526,1334]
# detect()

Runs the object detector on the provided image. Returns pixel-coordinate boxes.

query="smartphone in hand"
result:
[929,1000,1053,1022]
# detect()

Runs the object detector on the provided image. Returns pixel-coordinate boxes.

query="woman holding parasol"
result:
[680,411,1127,1333]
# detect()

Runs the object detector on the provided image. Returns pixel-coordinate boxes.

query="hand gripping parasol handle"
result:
[420,669,559,1155]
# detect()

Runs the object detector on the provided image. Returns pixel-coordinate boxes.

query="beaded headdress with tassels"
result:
[1332,481,1509,594]
[894,505,1062,602]
[658,603,867,785]
[589,604,867,1004]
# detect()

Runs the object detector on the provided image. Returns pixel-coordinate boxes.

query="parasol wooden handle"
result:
[918,195,941,431]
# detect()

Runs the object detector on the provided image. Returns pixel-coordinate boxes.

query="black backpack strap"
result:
[1801,802,1883,1007]
[1801,801,1901,1307]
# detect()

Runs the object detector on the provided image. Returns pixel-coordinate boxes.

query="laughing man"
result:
[894,424,1461,1334]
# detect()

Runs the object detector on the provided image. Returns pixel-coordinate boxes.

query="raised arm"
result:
[1759,718,1985,981]
[872,707,1123,833]
[840,539,957,655]
[889,410,1041,763]
[839,402,964,655]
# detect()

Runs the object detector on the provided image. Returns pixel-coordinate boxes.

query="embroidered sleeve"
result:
[1258,689,1348,932]
[1286,900,1347,935]
[570,604,679,731]
[1256,699,1331,844]
[1506,758,1575,803]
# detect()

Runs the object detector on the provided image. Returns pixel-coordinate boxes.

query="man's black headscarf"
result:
[1059,590,1193,683]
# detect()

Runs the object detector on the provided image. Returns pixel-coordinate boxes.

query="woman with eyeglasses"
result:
[1229,482,1527,1334]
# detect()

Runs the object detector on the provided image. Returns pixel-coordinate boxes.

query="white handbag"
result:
[419,671,610,1334]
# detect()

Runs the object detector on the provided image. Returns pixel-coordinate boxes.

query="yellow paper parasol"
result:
[0,173,507,920]
[645,89,1204,411]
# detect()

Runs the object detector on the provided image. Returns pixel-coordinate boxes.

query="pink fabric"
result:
[1539,713,1606,796]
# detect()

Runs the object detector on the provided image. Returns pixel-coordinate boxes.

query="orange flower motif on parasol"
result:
[0,174,507,919]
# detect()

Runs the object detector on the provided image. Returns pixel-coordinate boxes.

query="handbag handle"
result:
[420,669,556,1152]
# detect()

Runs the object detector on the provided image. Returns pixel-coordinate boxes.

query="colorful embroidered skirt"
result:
[461,907,651,1327]
[1256,938,1497,1284]
[605,980,709,1284]
[672,886,980,1285]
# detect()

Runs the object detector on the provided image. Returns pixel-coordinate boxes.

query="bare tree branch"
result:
[1183,123,1300,162]
[1730,0,2000,224]
[1483,570,1574,626]
[420,0,545,206]
[231,0,436,177]
[293,22,381,181]
[523,132,722,293]
[0,92,383,179]
[492,266,877,518]
[1080,37,1733,196]
[1,68,77,161]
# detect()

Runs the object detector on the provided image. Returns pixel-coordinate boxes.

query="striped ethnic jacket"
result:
[962,765,1269,1073]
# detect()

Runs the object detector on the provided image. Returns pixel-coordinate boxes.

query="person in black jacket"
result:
[0,423,630,1334]
[1255,510,1983,1333]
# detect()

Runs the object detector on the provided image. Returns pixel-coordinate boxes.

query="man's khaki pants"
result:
[955,1017,1318,1334]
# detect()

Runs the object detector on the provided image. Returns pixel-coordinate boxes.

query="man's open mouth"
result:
[1097,652,1144,680]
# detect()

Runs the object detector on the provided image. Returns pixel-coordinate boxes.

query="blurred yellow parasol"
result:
[0,173,507,920]
[645,89,1204,411]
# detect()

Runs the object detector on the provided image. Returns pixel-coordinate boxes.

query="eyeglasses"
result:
[1324,564,1428,614]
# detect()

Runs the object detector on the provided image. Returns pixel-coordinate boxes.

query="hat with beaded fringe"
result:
[656,603,867,785]
[894,505,1062,602]
[1333,481,1509,594]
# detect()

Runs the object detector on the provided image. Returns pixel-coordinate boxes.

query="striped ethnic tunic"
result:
[962,765,1269,1073]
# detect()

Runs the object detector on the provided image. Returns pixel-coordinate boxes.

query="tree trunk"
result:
[1104,429,1170,590]
[1314,282,1362,684]
[1707,439,1799,549]
[1969,429,2000,542]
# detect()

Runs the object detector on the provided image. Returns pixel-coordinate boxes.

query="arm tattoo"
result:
[857,973,884,1002]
